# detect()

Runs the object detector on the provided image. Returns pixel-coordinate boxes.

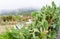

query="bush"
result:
[1,15,21,22]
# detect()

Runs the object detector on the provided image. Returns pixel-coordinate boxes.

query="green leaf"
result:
[44,20,48,30]
[31,12,38,18]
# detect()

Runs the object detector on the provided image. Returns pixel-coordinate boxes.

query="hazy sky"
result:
[0,0,60,10]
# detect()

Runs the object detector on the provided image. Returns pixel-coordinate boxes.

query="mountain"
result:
[0,7,39,15]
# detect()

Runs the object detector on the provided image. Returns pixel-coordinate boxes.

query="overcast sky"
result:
[0,0,60,10]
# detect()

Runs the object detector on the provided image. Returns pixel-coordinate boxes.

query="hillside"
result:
[0,8,39,15]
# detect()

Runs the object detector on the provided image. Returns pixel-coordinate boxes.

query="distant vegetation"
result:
[0,8,36,23]
[0,15,31,22]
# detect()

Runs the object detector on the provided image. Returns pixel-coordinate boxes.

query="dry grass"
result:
[0,24,16,34]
